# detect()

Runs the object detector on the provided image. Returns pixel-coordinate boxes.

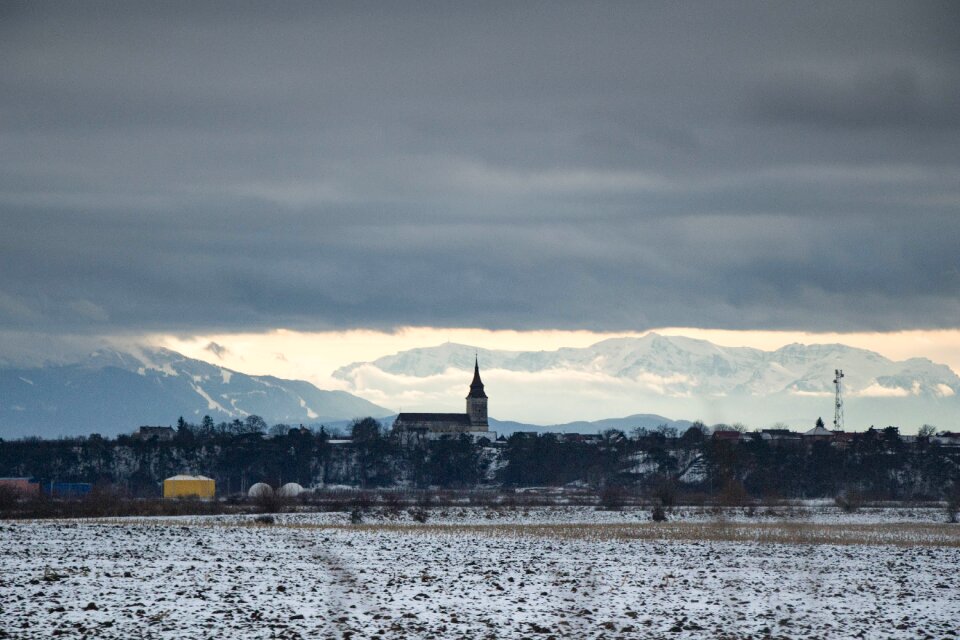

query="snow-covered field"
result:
[275,502,954,526]
[2,507,959,639]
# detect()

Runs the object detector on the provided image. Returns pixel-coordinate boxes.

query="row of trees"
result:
[2,417,959,500]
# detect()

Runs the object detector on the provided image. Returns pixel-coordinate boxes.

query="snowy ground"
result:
[277,503,953,526]
[2,507,959,639]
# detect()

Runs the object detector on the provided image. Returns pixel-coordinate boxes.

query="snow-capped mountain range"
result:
[3,334,958,438]
[333,334,960,430]
[0,347,391,438]
[336,333,959,399]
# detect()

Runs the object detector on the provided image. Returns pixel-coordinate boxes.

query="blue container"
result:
[48,482,92,497]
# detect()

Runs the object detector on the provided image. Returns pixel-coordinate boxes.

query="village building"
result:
[802,423,834,443]
[393,358,495,444]
[831,430,855,449]
[932,432,960,447]
[759,428,803,447]
[133,426,176,441]
[711,429,744,443]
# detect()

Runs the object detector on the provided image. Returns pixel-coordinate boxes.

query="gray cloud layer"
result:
[2,1,959,335]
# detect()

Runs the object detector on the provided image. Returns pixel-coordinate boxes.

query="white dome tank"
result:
[248,482,274,498]
[278,482,304,497]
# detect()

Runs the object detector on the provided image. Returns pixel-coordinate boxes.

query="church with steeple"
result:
[392,358,494,443]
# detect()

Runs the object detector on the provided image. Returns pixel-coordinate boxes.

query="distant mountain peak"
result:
[0,346,392,438]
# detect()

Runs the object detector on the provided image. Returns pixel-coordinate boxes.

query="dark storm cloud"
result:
[1,1,959,335]
[750,63,960,130]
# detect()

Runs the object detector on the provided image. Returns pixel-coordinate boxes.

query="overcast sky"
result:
[2,1,959,342]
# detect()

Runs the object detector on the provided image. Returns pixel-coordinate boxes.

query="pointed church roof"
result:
[467,356,487,399]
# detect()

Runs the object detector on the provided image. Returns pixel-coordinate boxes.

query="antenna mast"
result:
[833,369,845,431]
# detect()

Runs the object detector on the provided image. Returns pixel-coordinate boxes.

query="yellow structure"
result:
[163,474,215,499]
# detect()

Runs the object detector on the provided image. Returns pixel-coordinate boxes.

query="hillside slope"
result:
[0,347,391,438]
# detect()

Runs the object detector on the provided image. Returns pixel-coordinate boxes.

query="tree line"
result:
[1,416,959,501]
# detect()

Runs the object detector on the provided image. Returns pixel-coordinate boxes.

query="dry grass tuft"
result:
[327,521,960,548]
[74,513,960,548]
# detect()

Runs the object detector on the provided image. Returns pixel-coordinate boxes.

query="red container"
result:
[0,477,41,496]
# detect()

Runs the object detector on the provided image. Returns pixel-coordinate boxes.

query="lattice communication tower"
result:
[833,369,845,431]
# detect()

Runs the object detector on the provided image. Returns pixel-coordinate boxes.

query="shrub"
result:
[498,490,518,509]
[651,504,667,522]
[468,490,497,507]
[599,485,627,511]
[0,485,19,514]
[353,491,374,511]
[409,507,429,523]
[946,484,960,524]
[349,507,364,524]
[416,490,435,510]
[834,490,864,514]
[80,484,128,517]
[381,490,403,514]
[719,479,749,507]
[327,499,349,513]
[652,477,677,508]
[254,490,286,514]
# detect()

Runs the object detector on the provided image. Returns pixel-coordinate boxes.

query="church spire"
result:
[466,355,488,426]
[468,355,487,398]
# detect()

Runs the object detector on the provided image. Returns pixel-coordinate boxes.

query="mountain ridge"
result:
[332,333,960,429]
[334,333,960,399]
[0,347,392,439]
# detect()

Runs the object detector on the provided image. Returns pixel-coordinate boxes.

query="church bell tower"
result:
[466,356,488,427]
